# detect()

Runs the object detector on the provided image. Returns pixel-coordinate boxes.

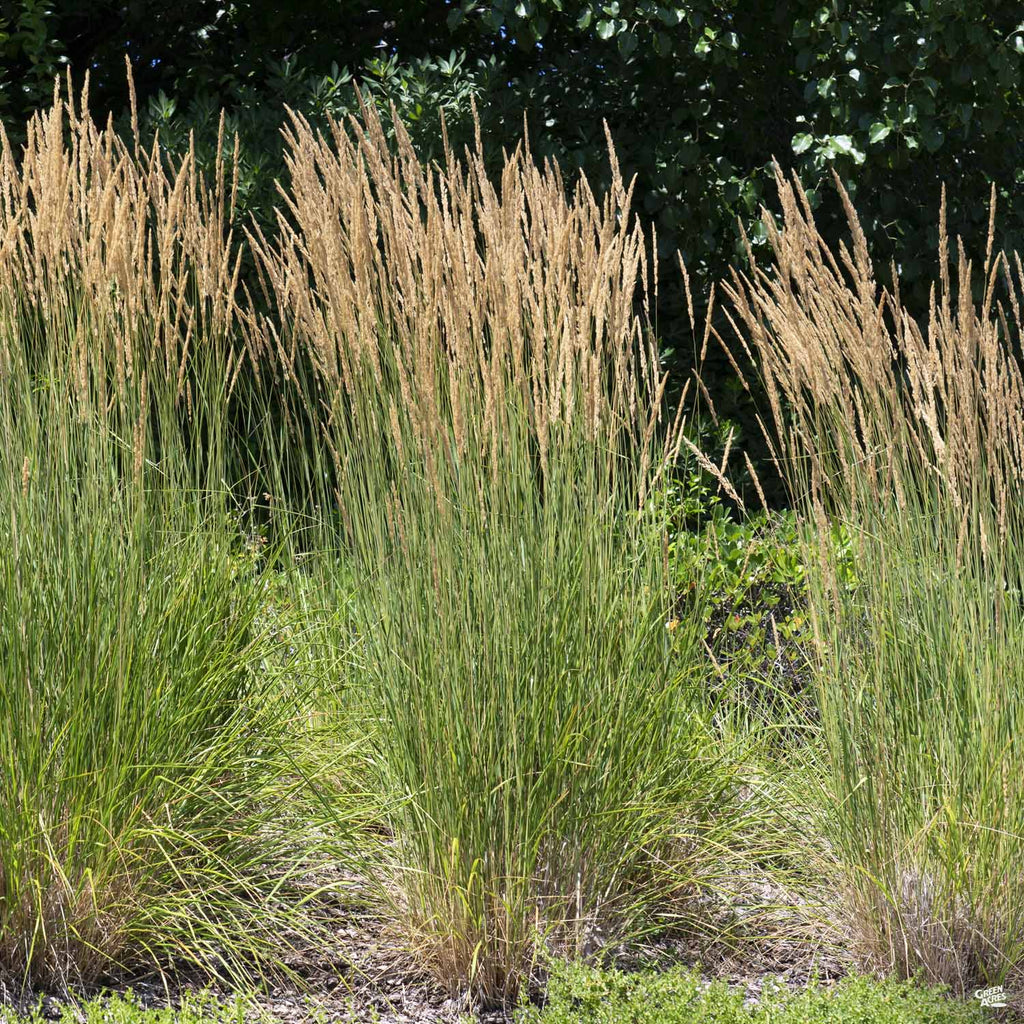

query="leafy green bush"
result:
[659,438,855,695]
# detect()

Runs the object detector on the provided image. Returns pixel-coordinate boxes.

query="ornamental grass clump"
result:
[248,106,728,1002]
[0,75,304,989]
[721,168,1024,993]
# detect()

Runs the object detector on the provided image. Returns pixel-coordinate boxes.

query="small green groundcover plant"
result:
[0,992,250,1024]
[0,970,995,1024]
[515,962,992,1024]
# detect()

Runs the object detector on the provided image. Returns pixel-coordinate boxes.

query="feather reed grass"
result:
[719,167,1024,993]
[0,74,310,990]
[247,103,733,1004]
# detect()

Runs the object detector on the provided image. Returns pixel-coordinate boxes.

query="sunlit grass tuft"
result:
[0,75,317,991]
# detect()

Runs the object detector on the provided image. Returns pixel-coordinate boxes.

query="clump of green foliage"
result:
[0,991,251,1024]
[517,961,987,1024]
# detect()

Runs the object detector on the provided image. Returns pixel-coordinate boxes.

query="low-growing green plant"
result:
[517,961,989,1024]
[660,460,847,702]
[0,989,253,1024]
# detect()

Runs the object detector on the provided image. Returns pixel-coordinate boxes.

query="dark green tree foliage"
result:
[0,1,491,222]
[1,1,456,121]
[460,1,1022,304]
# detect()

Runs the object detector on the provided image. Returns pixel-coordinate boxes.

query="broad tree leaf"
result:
[792,132,815,154]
